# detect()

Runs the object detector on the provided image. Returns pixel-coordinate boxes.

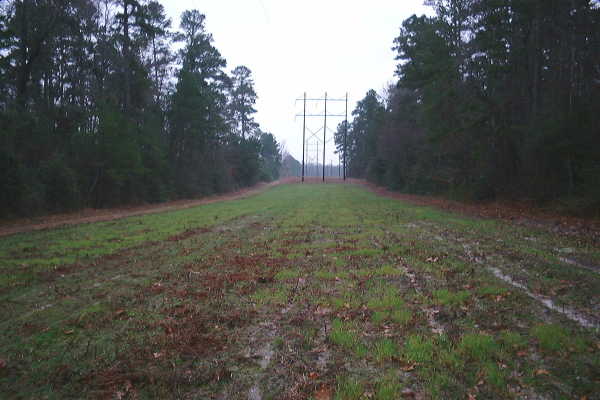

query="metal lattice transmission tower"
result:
[296,92,348,182]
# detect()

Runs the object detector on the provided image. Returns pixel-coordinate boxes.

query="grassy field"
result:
[1,183,599,399]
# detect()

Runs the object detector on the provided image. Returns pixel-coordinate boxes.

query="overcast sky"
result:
[162,0,432,165]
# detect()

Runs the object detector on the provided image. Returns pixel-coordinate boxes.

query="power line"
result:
[298,92,348,182]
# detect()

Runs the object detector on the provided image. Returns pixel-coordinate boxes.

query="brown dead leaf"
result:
[63,329,74,335]
[516,350,527,357]
[314,385,332,400]
[468,394,477,400]
[308,371,319,379]
[535,369,550,376]
[0,359,6,369]
[401,364,415,372]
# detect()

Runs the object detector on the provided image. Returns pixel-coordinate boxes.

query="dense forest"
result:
[336,0,600,213]
[0,1,281,218]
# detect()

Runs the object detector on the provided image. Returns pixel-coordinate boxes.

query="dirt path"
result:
[0,179,293,238]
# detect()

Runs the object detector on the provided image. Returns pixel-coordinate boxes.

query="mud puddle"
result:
[489,267,598,329]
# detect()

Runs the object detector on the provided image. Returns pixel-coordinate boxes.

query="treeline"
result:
[0,1,281,218]
[337,0,600,212]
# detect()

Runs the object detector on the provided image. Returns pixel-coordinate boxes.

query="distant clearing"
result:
[1,183,598,399]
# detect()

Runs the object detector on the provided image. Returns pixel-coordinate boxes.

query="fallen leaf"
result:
[535,369,550,376]
[308,371,319,379]
[401,364,415,371]
[63,329,74,335]
[0,359,6,369]
[314,385,332,400]
[516,350,527,357]
[468,394,477,400]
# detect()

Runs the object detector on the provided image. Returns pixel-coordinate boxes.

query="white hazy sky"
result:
[162,0,432,165]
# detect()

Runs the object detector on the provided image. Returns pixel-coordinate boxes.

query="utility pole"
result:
[343,92,348,181]
[295,92,347,182]
[316,141,319,178]
[301,92,306,182]
[323,92,327,182]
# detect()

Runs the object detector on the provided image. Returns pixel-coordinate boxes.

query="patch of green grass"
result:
[530,324,569,353]
[433,289,470,307]
[458,333,499,361]
[375,375,402,400]
[530,324,587,353]
[366,286,404,311]
[2,182,599,399]
[372,311,388,324]
[403,335,435,364]
[330,319,357,349]
[477,285,509,297]
[334,376,363,400]
[251,287,288,305]
[499,330,527,350]
[390,309,412,325]
[372,264,403,276]
[274,269,301,280]
[484,361,507,388]
[372,308,412,326]
[373,338,398,362]
[329,319,367,357]
[329,290,362,310]
[345,248,382,257]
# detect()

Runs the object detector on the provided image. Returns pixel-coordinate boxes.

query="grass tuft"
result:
[433,289,470,307]
[373,338,398,362]
[403,335,435,364]
[375,375,402,400]
[334,376,363,400]
[458,333,499,361]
